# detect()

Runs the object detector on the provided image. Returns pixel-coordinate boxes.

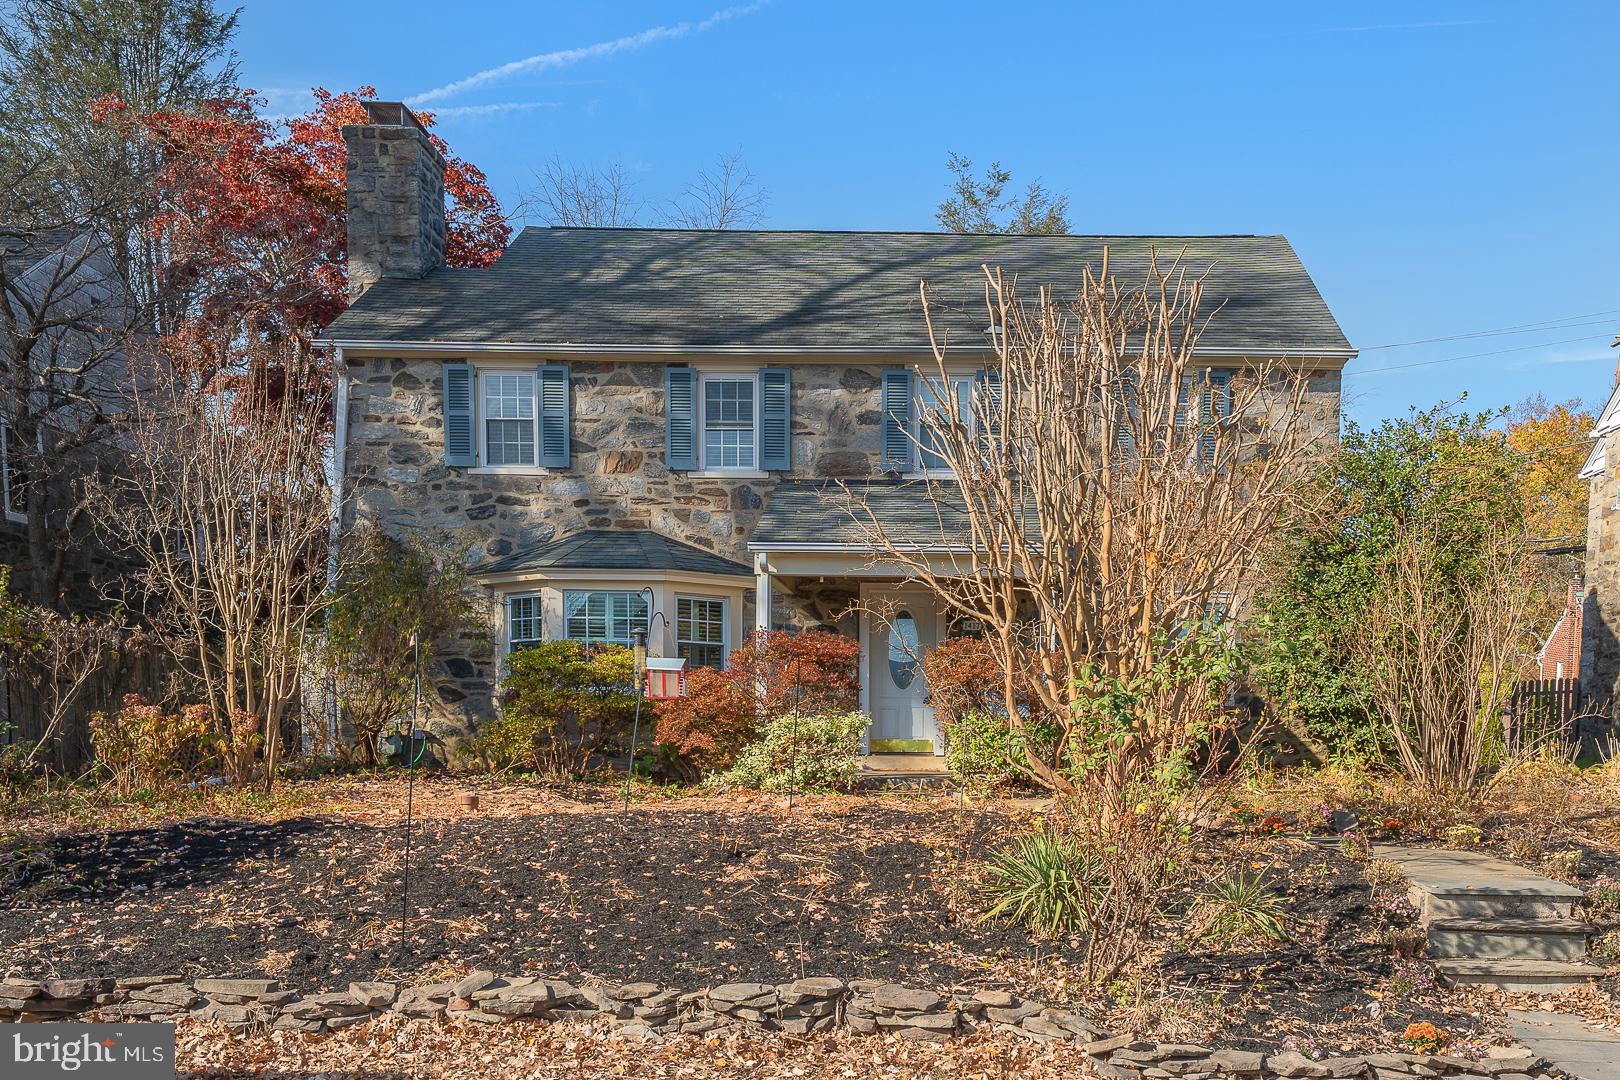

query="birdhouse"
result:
[644,656,687,699]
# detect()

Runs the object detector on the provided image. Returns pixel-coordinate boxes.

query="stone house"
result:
[1578,341,1620,746]
[319,102,1355,755]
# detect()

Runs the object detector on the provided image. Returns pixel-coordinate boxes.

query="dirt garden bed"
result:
[0,776,1593,1050]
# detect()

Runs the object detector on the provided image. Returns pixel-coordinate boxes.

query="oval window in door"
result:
[887,612,919,689]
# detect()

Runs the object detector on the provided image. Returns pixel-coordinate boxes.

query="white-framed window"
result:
[700,374,758,471]
[481,370,537,467]
[0,424,25,524]
[563,590,650,648]
[506,594,543,653]
[676,596,728,669]
[915,374,975,473]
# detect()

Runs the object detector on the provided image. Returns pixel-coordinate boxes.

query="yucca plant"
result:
[983,828,1100,937]
[1196,870,1288,944]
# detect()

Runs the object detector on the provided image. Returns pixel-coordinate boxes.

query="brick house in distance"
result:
[318,103,1354,756]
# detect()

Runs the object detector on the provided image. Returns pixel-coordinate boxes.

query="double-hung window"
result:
[676,596,727,669]
[701,375,757,471]
[506,595,543,653]
[915,374,975,473]
[482,371,537,467]
[563,591,650,648]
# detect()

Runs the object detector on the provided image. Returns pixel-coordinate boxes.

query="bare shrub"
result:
[843,251,1324,809]
[1350,525,1550,795]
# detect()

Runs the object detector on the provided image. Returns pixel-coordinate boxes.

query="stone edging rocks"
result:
[0,974,1562,1079]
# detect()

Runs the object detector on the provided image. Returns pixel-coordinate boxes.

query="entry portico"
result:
[750,480,980,756]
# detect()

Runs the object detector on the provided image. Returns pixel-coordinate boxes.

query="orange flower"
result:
[1402,1022,1448,1053]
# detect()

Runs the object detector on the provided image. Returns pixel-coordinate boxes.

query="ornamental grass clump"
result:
[983,828,1100,938]
[983,802,1195,985]
[1193,870,1289,945]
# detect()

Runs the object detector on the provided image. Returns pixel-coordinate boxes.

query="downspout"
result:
[323,346,350,750]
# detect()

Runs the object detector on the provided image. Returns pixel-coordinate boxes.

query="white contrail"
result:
[406,2,768,106]
[424,101,559,119]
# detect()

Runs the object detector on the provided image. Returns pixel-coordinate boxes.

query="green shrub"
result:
[944,709,1028,790]
[479,641,637,778]
[983,828,1100,937]
[325,526,478,764]
[715,710,867,792]
[1194,870,1288,944]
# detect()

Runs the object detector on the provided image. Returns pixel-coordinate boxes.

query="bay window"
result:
[563,590,650,648]
[506,594,543,652]
[676,596,728,669]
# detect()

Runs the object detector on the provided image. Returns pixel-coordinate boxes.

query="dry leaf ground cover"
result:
[0,777,1544,1047]
[174,1011,1102,1079]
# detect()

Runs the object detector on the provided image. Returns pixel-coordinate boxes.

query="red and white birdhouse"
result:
[644,656,688,699]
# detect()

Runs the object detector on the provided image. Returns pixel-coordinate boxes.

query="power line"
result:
[1359,308,1620,351]
[1347,333,1613,377]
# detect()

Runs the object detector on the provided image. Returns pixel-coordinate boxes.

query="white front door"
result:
[867,590,939,753]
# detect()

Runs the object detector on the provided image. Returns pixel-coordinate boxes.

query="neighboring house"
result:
[0,225,134,607]
[320,103,1354,755]
[1538,579,1583,680]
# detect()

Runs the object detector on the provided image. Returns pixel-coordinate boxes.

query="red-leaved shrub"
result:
[655,629,860,777]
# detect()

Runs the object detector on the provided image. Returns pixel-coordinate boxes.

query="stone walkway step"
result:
[1504,1008,1620,1080]
[1373,845,1596,993]
[1433,958,1606,993]
[1373,845,1584,920]
[1426,917,1592,961]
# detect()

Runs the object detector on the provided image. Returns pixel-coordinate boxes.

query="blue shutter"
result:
[442,362,475,466]
[974,368,1002,454]
[537,363,570,469]
[758,368,792,471]
[665,366,698,471]
[880,367,914,472]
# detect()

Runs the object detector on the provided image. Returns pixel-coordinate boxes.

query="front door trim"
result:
[858,582,947,756]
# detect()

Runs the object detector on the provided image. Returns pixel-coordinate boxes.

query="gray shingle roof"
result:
[324,228,1352,356]
[477,529,751,577]
[750,480,975,550]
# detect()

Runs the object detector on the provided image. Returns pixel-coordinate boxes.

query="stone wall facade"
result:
[341,355,1344,739]
[1581,425,1620,749]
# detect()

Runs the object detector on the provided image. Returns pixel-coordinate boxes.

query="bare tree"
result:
[1351,522,1549,794]
[664,153,768,229]
[87,341,333,790]
[843,251,1326,806]
[524,157,644,227]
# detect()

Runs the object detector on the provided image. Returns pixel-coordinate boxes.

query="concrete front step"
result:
[1433,958,1606,993]
[1427,917,1592,961]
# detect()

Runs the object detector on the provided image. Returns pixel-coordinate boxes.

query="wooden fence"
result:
[1504,678,1584,755]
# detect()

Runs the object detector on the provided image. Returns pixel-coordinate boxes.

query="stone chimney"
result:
[342,101,446,300]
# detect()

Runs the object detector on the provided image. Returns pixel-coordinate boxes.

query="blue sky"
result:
[238,1,1620,426]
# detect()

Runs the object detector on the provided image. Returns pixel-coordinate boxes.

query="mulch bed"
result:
[0,784,1530,1045]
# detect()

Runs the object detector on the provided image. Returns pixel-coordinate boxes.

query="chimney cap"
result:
[360,100,428,132]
